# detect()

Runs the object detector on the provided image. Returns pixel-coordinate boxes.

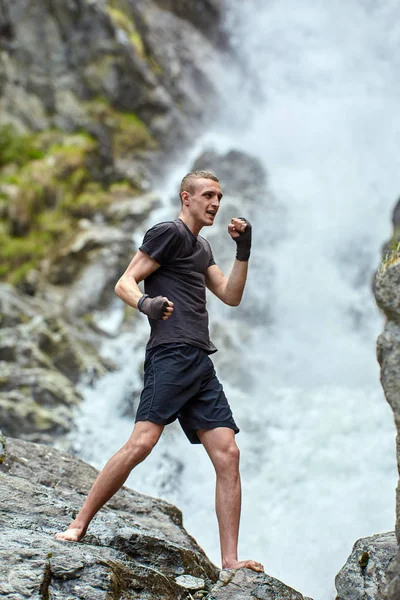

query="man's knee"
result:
[214,442,240,474]
[126,425,161,462]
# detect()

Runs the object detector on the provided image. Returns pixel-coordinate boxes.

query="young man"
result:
[56,171,263,573]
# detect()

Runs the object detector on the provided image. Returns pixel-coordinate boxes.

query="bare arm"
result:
[114,250,174,319]
[206,260,248,306]
[205,217,251,306]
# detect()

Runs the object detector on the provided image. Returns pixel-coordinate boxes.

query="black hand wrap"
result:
[138,294,169,320]
[233,217,252,261]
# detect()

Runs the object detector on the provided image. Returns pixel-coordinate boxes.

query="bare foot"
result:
[223,559,264,573]
[55,523,87,542]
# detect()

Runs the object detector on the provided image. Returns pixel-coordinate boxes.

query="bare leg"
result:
[55,421,164,542]
[197,427,264,572]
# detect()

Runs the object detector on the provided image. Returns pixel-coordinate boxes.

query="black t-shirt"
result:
[139,218,217,354]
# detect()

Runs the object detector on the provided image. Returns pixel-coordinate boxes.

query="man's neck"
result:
[178,213,202,237]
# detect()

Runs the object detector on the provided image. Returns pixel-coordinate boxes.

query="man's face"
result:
[185,179,223,226]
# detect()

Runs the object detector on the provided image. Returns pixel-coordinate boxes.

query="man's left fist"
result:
[229,217,252,261]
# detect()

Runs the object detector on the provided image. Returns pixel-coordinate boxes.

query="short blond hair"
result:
[180,171,219,196]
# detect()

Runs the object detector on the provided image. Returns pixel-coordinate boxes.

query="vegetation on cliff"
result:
[0,110,154,288]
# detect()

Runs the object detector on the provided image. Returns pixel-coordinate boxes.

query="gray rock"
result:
[382,551,400,600]
[175,574,205,589]
[374,204,400,600]
[0,0,231,156]
[209,568,305,599]
[335,532,397,600]
[375,260,400,324]
[0,436,219,599]
[0,284,114,444]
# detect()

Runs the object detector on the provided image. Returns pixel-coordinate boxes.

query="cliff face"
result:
[0,0,228,152]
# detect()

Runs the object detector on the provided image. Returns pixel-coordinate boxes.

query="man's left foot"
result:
[223,559,264,572]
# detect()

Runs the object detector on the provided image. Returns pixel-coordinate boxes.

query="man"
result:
[56,171,263,573]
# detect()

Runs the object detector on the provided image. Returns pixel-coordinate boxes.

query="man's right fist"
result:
[137,295,174,320]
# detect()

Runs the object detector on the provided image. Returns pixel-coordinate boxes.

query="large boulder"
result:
[0,436,307,600]
[335,532,397,600]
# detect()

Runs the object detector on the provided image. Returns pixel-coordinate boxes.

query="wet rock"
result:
[209,568,306,599]
[0,437,219,599]
[335,532,397,600]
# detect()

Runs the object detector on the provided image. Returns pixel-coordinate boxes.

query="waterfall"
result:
[71,2,400,598]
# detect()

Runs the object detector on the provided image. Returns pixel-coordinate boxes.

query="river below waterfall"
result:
[70,2,400,598]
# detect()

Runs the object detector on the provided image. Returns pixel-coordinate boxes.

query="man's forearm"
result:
[114,276,143,309]
[223,259,249,306]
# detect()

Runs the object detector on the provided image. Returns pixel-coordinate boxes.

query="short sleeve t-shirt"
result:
[139,218,217,354]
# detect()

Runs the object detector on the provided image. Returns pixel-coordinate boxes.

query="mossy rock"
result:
[0,124,44,167]
[106,1,146,59]
[85,99,156,157]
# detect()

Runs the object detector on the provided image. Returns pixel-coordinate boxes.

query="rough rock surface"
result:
[0,0,230,155]
[0,436,218,599]
[0,436,307,600]
[373,201,400,600]
[0,284,113,445]
[335,532,397,600]
[210,569,306,599]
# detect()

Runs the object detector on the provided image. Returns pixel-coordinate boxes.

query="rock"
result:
[106,191,161,229]
[335,532,397,600]
[0,436,218,599]
[0,0,232,155]
[208,568,306,599]
[0,284,115,444]
[0,430,5,463]
[382,551,400,600]
[374,203,400,600]
[375,260,400,324]
[175,574,205,590]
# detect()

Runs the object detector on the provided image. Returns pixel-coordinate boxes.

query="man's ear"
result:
[181,191,190,206]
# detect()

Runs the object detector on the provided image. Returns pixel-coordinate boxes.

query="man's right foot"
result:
[55,523,86,542]
[222,559,264,573]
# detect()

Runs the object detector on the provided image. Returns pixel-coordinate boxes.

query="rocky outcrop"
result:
[335,532,397,600]
[373,203,400,600]
[0,436,307,600]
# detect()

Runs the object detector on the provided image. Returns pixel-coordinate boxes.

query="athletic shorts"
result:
[135,343,239,444]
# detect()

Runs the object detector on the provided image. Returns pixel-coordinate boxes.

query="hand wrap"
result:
[233,217,252,261]
[137,294,169,320]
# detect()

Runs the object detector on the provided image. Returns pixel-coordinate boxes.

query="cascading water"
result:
[71,2,400,598]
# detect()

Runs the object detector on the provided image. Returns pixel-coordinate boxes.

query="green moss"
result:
[0,120,143,287]
[381,241,400,271]
[114,112,156,155]
[106,4,145,59]
[0,124,44,167]
[85,98,156,156]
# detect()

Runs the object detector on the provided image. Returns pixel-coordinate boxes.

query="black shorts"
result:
[135,343,239,444]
